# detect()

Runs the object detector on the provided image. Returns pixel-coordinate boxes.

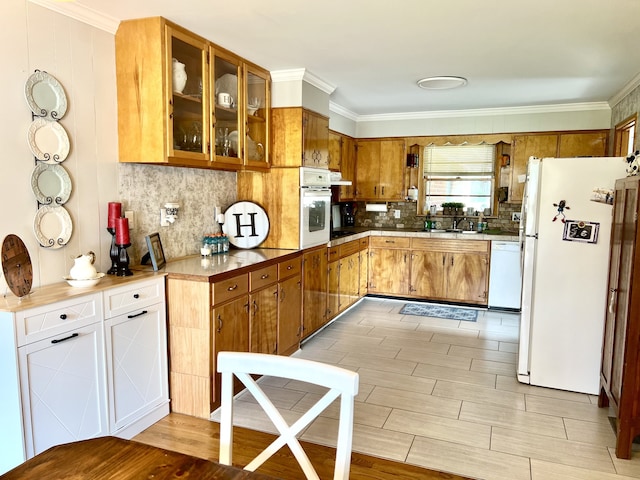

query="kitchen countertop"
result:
[328,227,519,246]
[155,249,301,282]
[140,228,519,283]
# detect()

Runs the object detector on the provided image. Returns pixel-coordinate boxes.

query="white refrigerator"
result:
[517,156,626,394]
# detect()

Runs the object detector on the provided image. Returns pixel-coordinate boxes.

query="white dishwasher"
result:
[488,241,522,310]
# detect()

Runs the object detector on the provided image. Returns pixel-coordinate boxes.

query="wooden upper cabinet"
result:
[355,139,405,201]
[509,131,609,203]
[558,132,608,158]
[302,110,329,168]
[115,16,270,171]
[510,134,559,203]
[211,47,243,169]
[242,63,270,171]
[271,107,329,168]
[116,18,210,168]
[328,131,342,171]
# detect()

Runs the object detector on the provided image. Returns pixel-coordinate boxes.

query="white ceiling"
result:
[38,0,640,118]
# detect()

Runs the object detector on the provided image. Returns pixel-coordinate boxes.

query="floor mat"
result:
[400,303,478,322]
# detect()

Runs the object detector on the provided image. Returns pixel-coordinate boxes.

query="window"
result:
[423,144,495,214]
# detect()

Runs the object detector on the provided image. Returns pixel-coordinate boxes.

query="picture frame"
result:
[145,232,166,270]
[562,220,599,244]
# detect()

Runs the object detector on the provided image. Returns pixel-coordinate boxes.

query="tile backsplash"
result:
[353,201,522,231]
[118,164,237,264]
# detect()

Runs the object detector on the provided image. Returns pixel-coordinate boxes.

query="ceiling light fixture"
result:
[417,76,468,90]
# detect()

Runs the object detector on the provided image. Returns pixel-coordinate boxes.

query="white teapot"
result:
[69,251,97,280]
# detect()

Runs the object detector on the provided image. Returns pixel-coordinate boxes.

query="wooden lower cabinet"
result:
[368,237,410,295]
[367,236,489,305]
[410,251,446,298]
[339,253,360,312]
[278,274,302,356]
[410,238,489,305]
[167,253,301,418]
[249,287,278,354]
[599,176,640,459]
[302,246,328,339]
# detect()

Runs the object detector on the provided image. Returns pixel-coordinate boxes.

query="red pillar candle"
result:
[115,217,130,245]
[108,202,122,229]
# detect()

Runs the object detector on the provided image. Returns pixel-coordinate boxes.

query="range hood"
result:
[329,171,352,186]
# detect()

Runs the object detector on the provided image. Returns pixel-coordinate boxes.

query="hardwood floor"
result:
[134,413,472,479]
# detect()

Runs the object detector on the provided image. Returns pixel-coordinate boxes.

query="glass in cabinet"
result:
[167,26,209,164]
[244,64,270,170]
[211,48,243,169]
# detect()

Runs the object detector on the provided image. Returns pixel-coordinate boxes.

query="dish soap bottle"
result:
[424,212,432,231]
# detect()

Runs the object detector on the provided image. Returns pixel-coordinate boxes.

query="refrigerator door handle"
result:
[609,288,617,314]
[525,234,538,239]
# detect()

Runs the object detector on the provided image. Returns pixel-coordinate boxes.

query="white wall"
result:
[1,0,118,290]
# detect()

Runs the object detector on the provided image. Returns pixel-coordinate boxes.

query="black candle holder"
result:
[116,242,133,277]
[107,227,119,275]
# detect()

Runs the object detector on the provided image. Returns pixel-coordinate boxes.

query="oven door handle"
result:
[301,188,331,197]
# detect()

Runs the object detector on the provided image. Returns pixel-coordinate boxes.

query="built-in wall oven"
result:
[300,167,331,249]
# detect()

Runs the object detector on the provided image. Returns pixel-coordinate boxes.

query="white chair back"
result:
[217,351,359,480]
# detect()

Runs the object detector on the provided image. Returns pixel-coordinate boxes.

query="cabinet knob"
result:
[227,284,238,291]
[260,274,269,279]
[60,314,67,320]
[133,293,140,299]
[287,265,293,270]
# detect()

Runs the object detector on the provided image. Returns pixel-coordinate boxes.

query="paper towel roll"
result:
[365,203,387,212]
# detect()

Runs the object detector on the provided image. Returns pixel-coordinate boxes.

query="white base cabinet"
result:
[0,275,168,475]
[104,279,168,435]
[18,322,108,458]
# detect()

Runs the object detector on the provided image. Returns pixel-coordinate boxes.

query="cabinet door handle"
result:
[253,300,258,314]
[51,333,79,344]
[385,240,395,243]
[133,293,140,299]
[374,186,377,195]
[260,274,269,279]
[60,313,67,320]
[127,310,148,319]
[227,284,238,291]
[217,314,223,333]
[280,288,285,301]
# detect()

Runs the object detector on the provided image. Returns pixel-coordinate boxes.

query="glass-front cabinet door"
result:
[166,26,209,166]
[211,48,243,169]
[244,64,270,170]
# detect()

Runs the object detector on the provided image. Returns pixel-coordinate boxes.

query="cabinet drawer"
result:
[278,256,301,280]
[359,237,369,249]
[339,240,360,258]
[16,294,101,347]
[103,278,165,319]
[212,273,249,305]
[250,265,278,291]
[370,236,410,249]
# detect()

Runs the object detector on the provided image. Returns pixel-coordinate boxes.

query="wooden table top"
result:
[0,436,280,480]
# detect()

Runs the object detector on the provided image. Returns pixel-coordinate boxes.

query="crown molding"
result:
[609,72,640,108]
[329,101,358,121]
[353,102,611,123]
[271,68,336,95]
[28,0,119,34]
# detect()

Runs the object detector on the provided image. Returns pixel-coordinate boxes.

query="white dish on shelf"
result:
[30,163,72,205]
[63,272,105,288]
[24,70,68,120]
[33,205,73,249]
[27,118,70,163]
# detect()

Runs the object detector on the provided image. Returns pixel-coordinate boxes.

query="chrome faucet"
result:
[452,218,458,230]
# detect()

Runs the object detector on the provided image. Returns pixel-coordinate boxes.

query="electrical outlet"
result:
[394,209,401,219]
[124,210,136,229]
[511,212,522,222]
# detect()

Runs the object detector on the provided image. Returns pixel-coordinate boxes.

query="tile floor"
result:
[212,297,640,480]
